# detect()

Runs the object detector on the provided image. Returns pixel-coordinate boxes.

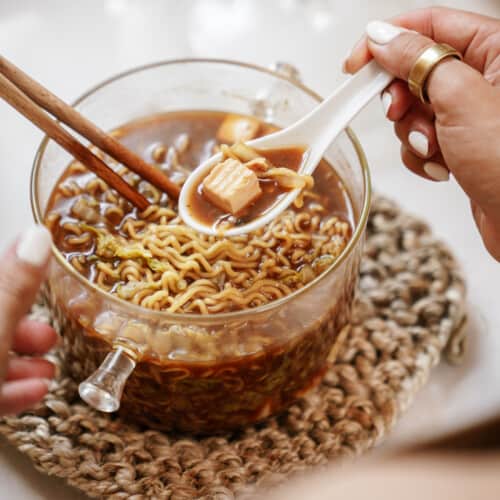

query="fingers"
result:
[386,7,500,72]
[5,357,55,381]
[344,6,500,74]
[387,95,442,171]
[395,103,438,159]
[7,317,57,385]
[401,145,449,182]
[363,23,439,82]
[0,225,52,383]
[12,319,58,355]
[0,378,49,415]
[363,21,491,120]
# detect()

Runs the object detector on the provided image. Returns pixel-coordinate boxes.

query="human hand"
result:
[0,225,57,415]
[344,7,500,261]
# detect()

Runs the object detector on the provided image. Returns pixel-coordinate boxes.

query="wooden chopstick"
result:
[0,72,150,210]
[0,55,180,201]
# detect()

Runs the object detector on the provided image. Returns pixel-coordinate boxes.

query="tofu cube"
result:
[216,114,261,144]
[202,159,262,215]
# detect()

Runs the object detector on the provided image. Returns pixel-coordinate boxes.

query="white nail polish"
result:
[16,224,52,267]
[409,131,429,157]
[366,20,407,45]
[381,91,392,116]
[423,162,450,181]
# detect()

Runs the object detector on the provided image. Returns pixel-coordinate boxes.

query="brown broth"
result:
[44,110,359,432]
[187,146,306,228]
[46,111,354,293]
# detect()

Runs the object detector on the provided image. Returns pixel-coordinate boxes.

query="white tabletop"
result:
[1,1,500,498]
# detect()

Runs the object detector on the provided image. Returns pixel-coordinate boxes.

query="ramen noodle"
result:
[44,111,358,432]
[46,112,352,315]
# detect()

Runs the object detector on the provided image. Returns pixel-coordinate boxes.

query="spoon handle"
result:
[295,61,392,174]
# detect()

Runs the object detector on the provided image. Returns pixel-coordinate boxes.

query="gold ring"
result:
[408,43,463,104]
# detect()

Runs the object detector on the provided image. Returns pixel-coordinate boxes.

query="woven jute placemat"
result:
[0,196,467,499]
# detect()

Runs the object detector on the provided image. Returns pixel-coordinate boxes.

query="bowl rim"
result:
[30,57,372,322]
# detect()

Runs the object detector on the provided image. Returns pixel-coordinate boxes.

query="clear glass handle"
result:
[78,347,136,412]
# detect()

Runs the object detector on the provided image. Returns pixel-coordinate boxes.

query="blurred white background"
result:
[1,1,500,498]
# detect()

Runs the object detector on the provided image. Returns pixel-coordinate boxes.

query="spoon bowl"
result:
[178,137,309,237]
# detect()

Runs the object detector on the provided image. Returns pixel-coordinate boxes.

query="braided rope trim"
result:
[0,196,467,499]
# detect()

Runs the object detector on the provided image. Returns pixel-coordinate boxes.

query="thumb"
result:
[365,20,490,115]
[0,225,52,382]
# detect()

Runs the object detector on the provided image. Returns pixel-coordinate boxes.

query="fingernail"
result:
[366,20,407,45]
[381,91,392,116]
[409,131,429,156]
[423,162,450,181]
[16,224,52,267]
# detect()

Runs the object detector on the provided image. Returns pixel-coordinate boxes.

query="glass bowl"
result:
[31,59,371,433]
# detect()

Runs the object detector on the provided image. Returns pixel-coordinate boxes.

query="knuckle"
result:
[428,61,478,111]
[400,36,434,79]
[429,5,446,20]
[437,69,463,100]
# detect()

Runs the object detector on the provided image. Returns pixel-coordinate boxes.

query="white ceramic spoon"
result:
[179,61,392,236]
